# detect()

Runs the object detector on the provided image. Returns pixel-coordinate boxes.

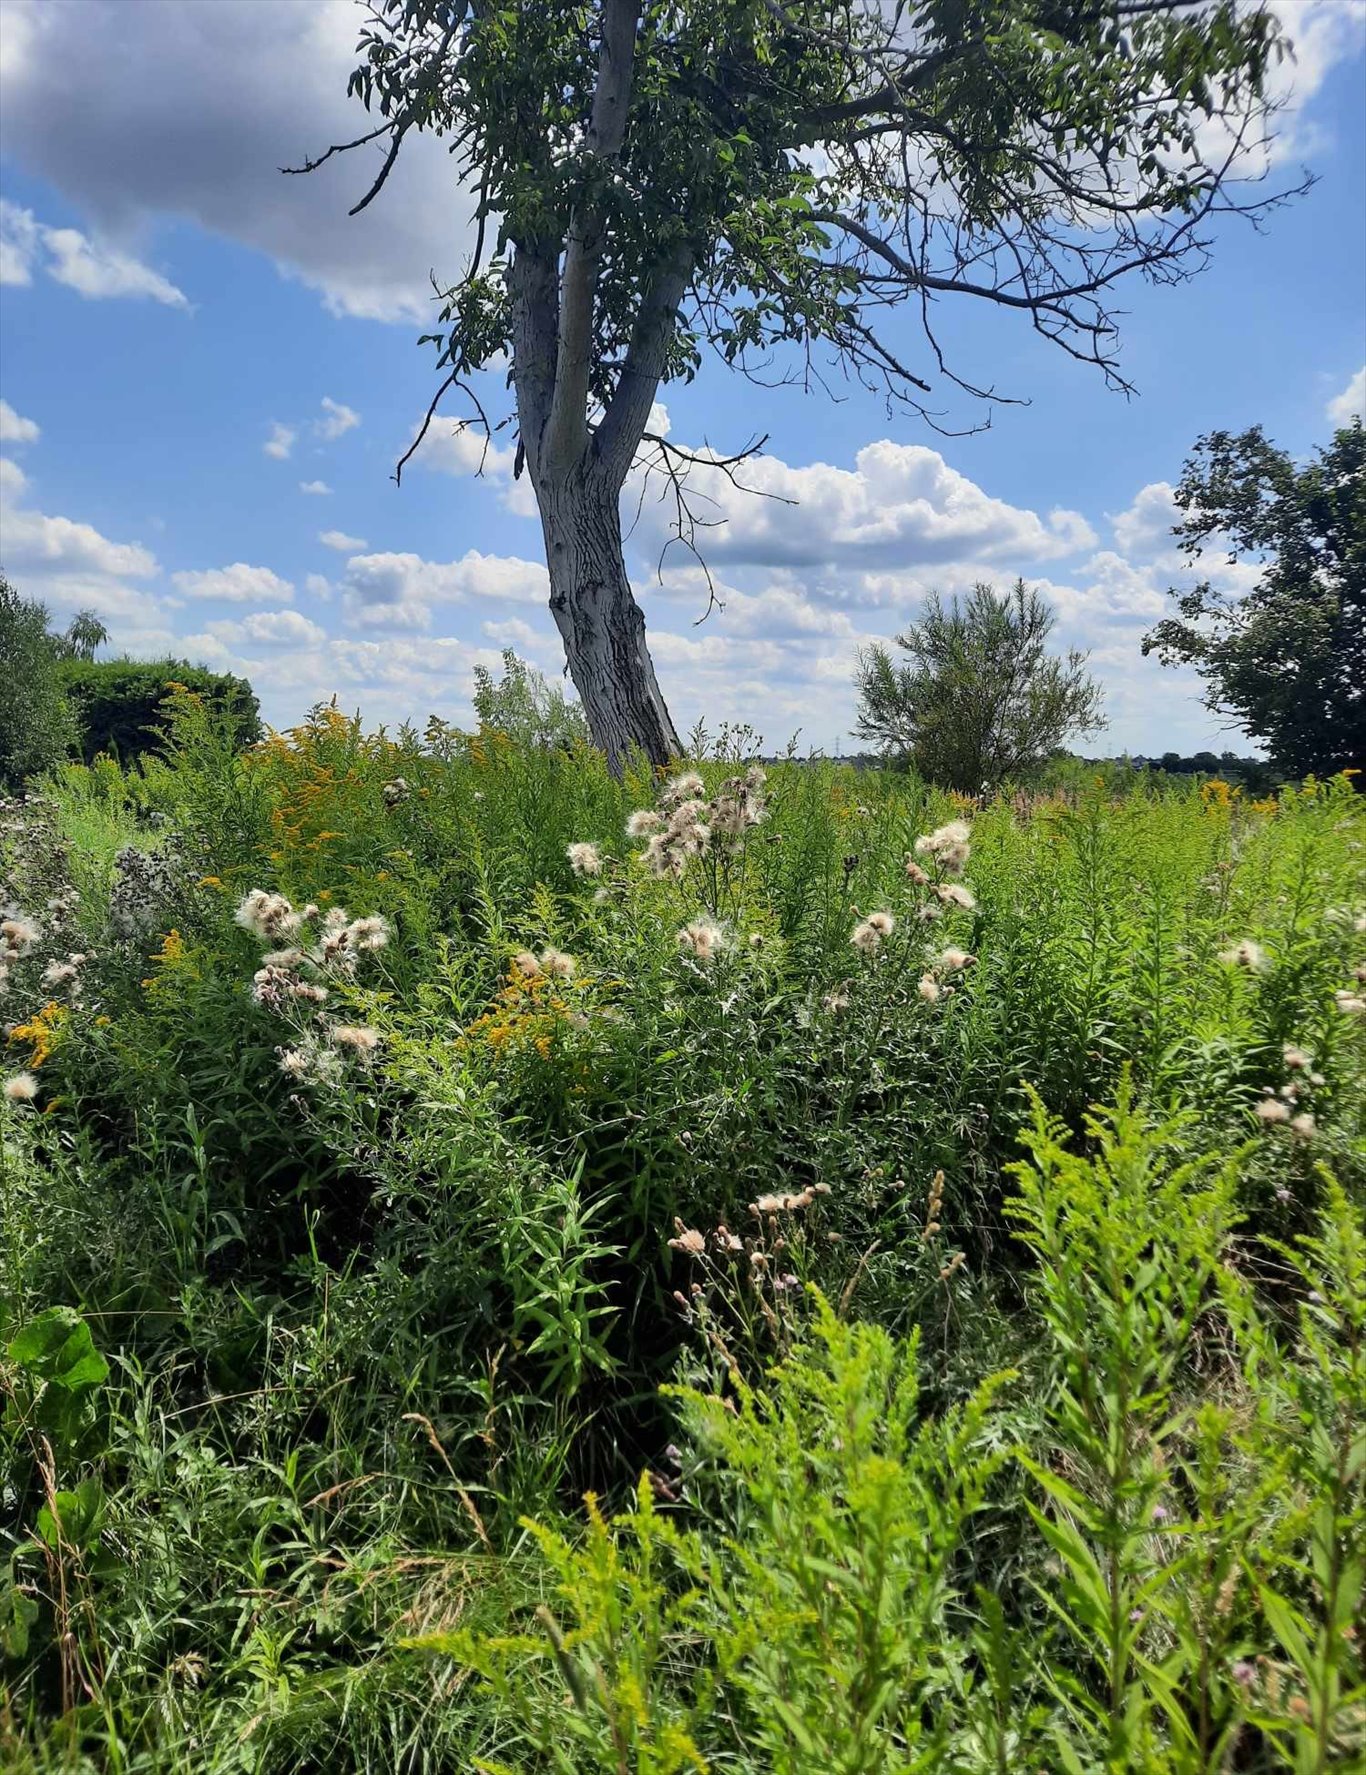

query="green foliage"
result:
[472,649,591,752]
[0,576,76,789]
[1144,421,1366,777]
[58,658,261,766]
[346,0,1289,415]
[1,715,1362,1771]
[854,581,1106,789]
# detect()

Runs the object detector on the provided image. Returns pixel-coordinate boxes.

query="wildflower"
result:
[1255,1097,1290,1124]
[1151,1504,1170,1524]
[381,777,410,807]
[3,1072,38,1105]
[748,932,764,949]
[1282,1044,1311,1071]
[918,975,941,1003]
[1231,1661,1256,1691]
[751,1189,815,1215]
[935,946,974,973]
[1,916,40,957]
[935,883,976,910]
[822,986,850,1014]
[851,915,891,954]
[539,947,576,980]
[41,959,80,990]
[511,949,540,977]
[626,809,663,838]
[235,890,300,943]
[346,915,389,952]
[1333,990,1365,1015]
[714,1225,744,1254]
[1218,938,1268,973]
[660,770,705,808]
[1289,1112,1315,1141]
[677,918,725,962]
[331,1024,381,1057]
[566,841,603,877]
[904,858,930,886]
[938,1251,965,1281]
[668,1222,706,1256]
[773,1272,801,1292]
[913,820,972,873]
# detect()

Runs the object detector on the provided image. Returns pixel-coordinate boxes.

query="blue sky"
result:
[1,0,1363,755]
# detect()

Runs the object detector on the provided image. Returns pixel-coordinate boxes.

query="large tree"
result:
[854,579,1105,787]
[309,0,1295,769]
[1143,422,1365,778]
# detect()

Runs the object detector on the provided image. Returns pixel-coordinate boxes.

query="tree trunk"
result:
[536,469,680,773]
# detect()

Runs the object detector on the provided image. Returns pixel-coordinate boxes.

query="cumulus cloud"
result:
[319,528,366,552]
[1109,482,1180,559]
[0,445,163,621]
[263,423,296,461]
[299,479,332,495]
[315,397,360,440]
[0,0,475,323]
[1327,365,1365,426]
[0,198,188,306]
[0,399,40,444]
[339,547,548,630]
[208,609,327,648]
[171,562,295,604]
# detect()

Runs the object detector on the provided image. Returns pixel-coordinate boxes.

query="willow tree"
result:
[306,0,1292,768]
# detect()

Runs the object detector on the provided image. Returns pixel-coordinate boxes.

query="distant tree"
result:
[0,576,77,789]
[56,610,110,663]
[312,0,1297,770]
[1143,422,1365,777]
[854,581,1105,790]
[471,650,591,752]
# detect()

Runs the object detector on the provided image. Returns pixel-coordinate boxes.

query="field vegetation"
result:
[1,679,1363,1773]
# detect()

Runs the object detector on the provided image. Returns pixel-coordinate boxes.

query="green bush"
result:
[58,659,260,766]
[0,577,76,789]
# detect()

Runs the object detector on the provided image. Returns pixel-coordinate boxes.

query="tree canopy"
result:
[312,0,1298,764]
[1143,421,1365,779]
[854,579,1105,787]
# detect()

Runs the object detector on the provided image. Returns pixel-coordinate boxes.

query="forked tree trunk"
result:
[536,468,680,773]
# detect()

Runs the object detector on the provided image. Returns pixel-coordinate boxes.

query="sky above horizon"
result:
[1,0,1363,757]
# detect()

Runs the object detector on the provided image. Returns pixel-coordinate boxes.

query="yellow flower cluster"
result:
[464,961,582,1062]
[8,1000,65,1069]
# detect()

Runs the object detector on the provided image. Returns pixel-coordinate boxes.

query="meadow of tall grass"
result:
[1,685,1362,1773]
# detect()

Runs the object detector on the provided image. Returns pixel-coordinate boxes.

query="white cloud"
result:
[0,198,188,306]
[1109,482,1180,559]
[172,562,295,604]
[209,609,327,648]
[481,616,542,650]
[319,528,367,552]
[0,0,477,323]
[636,439,1097,572]
[299,479,332,496]
[340,547,548,630]
[304,572,333,600]
[0,199,38,284]
[0,399,40,444]
[263,422,296,460]
[315,396,360,440]
[0,449,163,622]
[1327,365,1365,426]
[415,421,518,480]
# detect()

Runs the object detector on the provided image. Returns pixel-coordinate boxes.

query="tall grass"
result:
[1,696,1361,1771]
